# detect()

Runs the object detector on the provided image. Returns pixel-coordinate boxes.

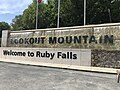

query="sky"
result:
[0,0,47,24]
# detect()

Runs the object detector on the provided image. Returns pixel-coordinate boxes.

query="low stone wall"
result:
[91,50,120,68]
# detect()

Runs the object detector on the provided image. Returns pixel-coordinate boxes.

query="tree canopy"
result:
[11,0,120,30]
[0,22,10,38]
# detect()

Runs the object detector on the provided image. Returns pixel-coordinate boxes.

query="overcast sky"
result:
[0,0,47,24]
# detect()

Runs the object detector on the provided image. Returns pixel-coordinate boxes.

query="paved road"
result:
[0,62,119,90]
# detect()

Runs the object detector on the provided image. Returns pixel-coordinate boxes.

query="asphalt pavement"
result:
[0,62,119,90]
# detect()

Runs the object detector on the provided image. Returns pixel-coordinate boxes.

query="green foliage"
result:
[11,15,23,30]
[87,0,115,24]
[0,22,10,38]
[11,0,120,30]
[11,0,55,30]
[0,22,10,30]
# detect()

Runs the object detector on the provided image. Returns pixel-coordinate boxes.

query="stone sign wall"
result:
[1,23,120,68]
[91,50,120,68]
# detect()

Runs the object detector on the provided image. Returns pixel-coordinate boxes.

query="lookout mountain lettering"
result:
[10,35,113,45]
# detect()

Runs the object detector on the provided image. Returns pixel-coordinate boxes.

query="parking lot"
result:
[0,62,119,90]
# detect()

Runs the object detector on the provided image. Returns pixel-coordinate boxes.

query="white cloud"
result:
[0,0,33,14]
[0,0,47,23]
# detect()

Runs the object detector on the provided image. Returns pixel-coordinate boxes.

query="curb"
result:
[0,58,118,74]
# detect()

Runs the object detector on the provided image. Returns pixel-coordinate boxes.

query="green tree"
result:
[111,0,120,23]
[11,15,23,30]
[11,0,120,30]
[58,0,120,25]
[86,0,120,24]
[53,0,84,27]
[11,0,55,30]
[0,22,10,38]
